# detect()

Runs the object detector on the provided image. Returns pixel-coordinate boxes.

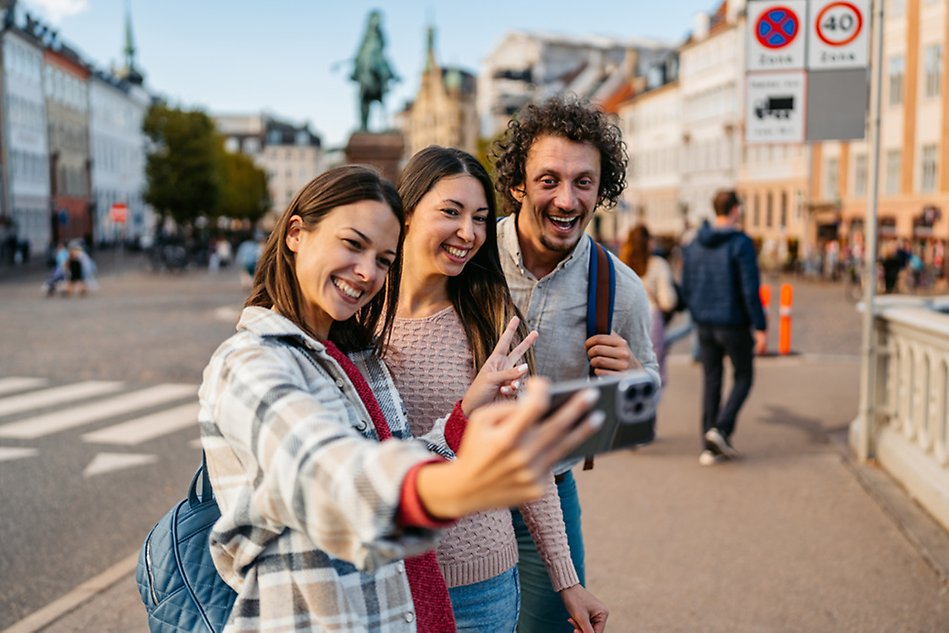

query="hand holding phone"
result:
[546,370,658,460]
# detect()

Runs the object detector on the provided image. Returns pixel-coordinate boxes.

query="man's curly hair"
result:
[491,95,628,215]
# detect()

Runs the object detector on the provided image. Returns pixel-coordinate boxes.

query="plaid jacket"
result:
[199,307,457,632]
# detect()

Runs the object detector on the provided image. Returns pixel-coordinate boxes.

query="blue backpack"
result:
[136,455,237,632]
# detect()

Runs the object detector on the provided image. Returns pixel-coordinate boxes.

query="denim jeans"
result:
[697,324,755,440]
[448,565,520,633]
[511,470,585,633]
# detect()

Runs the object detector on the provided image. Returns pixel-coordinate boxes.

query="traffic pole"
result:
[759,284,772,354]
[778,283,793,355]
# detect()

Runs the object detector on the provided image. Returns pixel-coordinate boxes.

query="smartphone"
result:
[546,370,658,460]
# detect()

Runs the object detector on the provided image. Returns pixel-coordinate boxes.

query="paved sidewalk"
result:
[8,354,949,632]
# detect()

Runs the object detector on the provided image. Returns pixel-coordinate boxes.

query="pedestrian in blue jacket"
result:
[681,190,767,466]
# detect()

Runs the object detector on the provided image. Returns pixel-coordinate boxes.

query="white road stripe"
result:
[0,377,48,397]
[0,381,123,418]
[0,447,38,462]
[0,384,195,440]
[82,402,200,445]
[83,452,158,478]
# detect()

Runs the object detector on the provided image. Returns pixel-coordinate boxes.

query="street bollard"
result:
[759,284,772,354]
[778,283,793,355]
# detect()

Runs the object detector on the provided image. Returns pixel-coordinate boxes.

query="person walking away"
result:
[388,146,608,632]
[620,224,677,385]
[680,190,767,466]
[493,95,658,632]
[199,165,602,632]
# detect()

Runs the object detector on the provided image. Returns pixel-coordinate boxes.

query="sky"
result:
[24,0,718,148]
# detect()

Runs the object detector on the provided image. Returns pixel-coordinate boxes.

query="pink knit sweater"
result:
[387,306,580,590]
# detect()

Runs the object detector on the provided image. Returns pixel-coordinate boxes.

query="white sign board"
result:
[807,0,870,69]
[747,1,807,71]
[746,71,806,143]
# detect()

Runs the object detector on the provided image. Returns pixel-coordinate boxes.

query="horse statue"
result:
[350,10,398,131]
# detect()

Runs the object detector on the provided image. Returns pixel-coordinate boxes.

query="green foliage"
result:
[143,104,269,228]
[216,149,270,222]
[143,104,220,226]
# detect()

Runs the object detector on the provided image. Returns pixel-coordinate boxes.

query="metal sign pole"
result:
[856,0,884,462]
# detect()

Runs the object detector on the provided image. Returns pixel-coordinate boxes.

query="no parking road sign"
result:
[808,0,870,69]
[747,1,807,71]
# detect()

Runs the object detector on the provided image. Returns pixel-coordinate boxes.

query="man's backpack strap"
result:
[584,236,616,471]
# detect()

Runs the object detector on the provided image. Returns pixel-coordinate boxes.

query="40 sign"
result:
[747,1,807,71]
[808,0,869,69]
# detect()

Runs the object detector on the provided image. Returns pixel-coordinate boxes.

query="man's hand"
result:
[754,330,767,355]
[562,583,609,633]
[584,331,641,376]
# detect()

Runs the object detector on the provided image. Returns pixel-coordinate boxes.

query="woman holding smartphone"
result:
[198,165,600,632]
[386,147,609,633]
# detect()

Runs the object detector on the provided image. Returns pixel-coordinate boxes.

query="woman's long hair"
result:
[397,146,534,373]
[620,224,650,278]
[246,165,404,354]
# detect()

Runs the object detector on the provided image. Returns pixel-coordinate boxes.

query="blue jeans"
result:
[448,565,520,632]
[511,470,585,633]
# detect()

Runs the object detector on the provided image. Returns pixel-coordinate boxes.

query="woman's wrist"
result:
[415,461,469,520]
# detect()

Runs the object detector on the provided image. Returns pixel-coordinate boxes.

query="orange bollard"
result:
[778,283,793,355]
[759,284,772,354]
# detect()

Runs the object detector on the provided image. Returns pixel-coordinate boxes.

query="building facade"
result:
[1,25,50,256]
[820,0,949,274]
[44,42,91,246]
[618,55,683,240]
[478,30,672,139]
[89,72,150,245]
[216,113,323,216]
[399,26,478,157]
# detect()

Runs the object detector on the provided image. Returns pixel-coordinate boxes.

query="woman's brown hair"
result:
[246,165,404,354]
[397,146,533,372]
[620,224,650,278]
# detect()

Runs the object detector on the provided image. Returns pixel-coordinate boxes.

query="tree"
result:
[215,149,270,223]
[143,104,220,228]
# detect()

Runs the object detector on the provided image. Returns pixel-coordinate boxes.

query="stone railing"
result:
[853,296,949,529]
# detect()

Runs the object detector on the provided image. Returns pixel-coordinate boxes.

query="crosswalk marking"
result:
[0,446,38,462]
[0,377,49,397]
[0,384,195,440]
[0,381,123,418]
[82,402,200,445]
[83,452,158,478]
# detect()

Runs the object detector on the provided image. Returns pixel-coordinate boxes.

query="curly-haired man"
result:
[493,96,658,632]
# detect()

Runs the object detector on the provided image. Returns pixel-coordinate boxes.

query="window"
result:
[885,149,901,195]
[825,157,840,199]
[766,192,773,227]
[920,144,938,192]
[924,45,943,98]
[753,193,760,227]
[853,154,868,197]
[889,56,904,105]
[780,191,788,228]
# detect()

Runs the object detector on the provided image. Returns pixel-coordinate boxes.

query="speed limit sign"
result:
[808,0,869,69]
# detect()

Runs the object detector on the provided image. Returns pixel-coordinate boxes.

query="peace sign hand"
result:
[461,317,539,416]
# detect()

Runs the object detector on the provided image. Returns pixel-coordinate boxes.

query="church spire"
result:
[118,0,143,85]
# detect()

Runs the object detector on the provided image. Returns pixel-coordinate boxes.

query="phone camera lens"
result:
[633,402,644,414]
[626,386,639,400]
[642,383,654,397]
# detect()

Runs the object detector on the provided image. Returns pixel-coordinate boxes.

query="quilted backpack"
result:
[136,455,237,632]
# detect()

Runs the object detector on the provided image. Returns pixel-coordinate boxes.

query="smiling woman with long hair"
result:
[385,146,609,633]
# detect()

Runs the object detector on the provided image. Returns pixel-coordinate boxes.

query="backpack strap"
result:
[584,236,616,471]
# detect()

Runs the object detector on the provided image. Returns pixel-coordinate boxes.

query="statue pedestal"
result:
[345,131,405,184]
